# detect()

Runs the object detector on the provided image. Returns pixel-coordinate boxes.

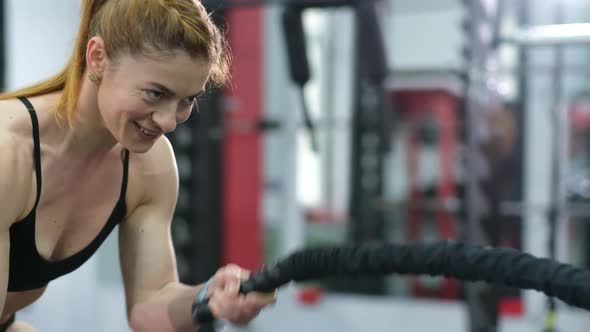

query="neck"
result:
[60,126,118,158]
[57,79,119,158]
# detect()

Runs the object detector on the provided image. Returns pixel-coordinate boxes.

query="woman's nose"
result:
[151,107,177,133]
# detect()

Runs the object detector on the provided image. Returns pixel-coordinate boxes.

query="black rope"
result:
[192,241,590,324]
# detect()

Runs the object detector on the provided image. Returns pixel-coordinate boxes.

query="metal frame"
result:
[345,0,391,295]
[507,23,590,46]
[461,1,509,331]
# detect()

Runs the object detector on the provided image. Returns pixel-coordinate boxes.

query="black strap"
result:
[18,97,42,210]
[16,96,128,209]
[0,313,15,331]
[120,149,130,199]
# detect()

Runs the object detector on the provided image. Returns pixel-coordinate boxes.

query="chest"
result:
[32,158,127,262]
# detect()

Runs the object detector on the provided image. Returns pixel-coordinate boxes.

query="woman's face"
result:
[96,51,210,153]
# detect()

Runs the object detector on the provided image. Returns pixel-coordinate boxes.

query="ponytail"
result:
[0,0,106,126]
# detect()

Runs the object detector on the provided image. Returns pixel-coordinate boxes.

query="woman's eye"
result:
[145,90,164,101]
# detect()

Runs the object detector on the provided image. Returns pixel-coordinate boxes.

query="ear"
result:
[86,36,107,74]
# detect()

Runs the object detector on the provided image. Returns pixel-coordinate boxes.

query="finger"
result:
[228,268,242,295]
[244,290,279,307]
[214,265,240,281]
[229,315,253,327]
[209,291,265,325]
[239,269,251,280]
[226,304,260,326]
[233,307,261,325]
[231,268,248,294]
[207,296,223,318]
[224,281,240,295]
[213,266,242,291]
[223,263,241,272]
[221,266,249,286]
[208,291,241,318]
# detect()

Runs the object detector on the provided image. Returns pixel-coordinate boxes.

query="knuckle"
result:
[225,263,240,271]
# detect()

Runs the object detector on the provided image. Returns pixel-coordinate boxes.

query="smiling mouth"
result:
[134,122,160,137]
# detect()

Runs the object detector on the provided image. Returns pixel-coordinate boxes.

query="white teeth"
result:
[141,128,154,136]
[140,127,157,136]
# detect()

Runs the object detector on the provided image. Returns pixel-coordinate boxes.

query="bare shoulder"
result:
[126,136,179,208]
[0,98,37,134]
[129,135,177,178]
[0,106,35,229]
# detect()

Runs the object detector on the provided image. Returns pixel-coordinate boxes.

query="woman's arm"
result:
[0,135,34,324]
[119,137,275,332]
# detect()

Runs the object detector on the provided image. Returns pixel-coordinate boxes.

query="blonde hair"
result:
[0,0,230,126]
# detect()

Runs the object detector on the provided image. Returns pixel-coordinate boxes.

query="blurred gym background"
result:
[4,0,590,331]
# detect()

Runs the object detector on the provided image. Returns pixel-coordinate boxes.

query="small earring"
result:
[88,71,99,82]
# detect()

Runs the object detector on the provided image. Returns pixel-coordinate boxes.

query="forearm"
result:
[129,282,203,332]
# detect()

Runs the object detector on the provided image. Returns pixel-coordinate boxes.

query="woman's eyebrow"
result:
[147,82,205,99]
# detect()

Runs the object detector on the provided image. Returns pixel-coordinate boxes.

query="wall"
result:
[387,0,464,71]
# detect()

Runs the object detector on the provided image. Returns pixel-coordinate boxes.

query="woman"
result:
[0,0,276,331]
